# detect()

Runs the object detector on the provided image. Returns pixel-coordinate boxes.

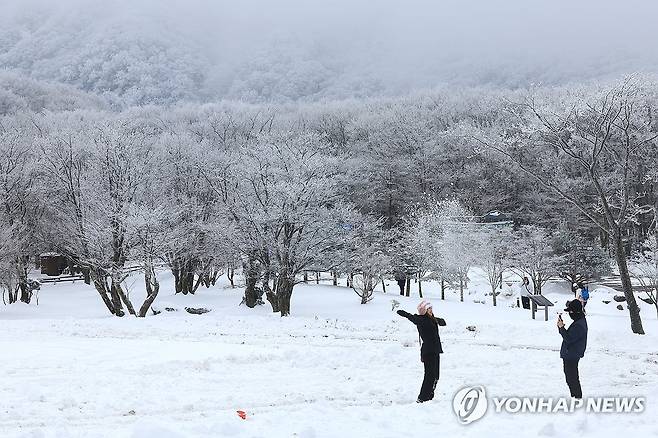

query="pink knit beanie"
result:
[417,300,433,315]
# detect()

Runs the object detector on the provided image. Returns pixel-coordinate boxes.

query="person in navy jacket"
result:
[557,299,588,399]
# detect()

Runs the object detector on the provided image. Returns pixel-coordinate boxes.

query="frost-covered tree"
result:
[437,203,482,302]
[508,225,564,296]
[0,228,23,305]
[341,215,390,304]
[629,237,658,318]
[342,103,437,228]
[405,199,481,302]
[0,116,43,304]
[478,226,514,306]
[172,105,275,302]
[405,203,446,298]
[39,113,163,316]
[204,131,345,315]
[158,131,226,296]
[478,78,657,334]
[552,224,611,293]
[123,149,188,317]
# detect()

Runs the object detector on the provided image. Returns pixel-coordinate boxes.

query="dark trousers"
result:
[521,296,531,309]
[563,358,582,399]
[419,354,440,401]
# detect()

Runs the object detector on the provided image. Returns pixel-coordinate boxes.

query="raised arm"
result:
[437,317,447,327]
[396,309,421,324]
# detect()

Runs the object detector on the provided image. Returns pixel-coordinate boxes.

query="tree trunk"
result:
[492,285,497,307]
[418,274,423,298]
[332,271,338,286]
[441,278,446,300]
[266,288,279,312]
[113,277,136,316]
[92,278,114,315]
[532,275,542,295]
[613,231,645,334]
[243,253,260,308]
[227,267,235,288]
[8,288,18,304]
[201,267,219,287]
[405,276,411,297]
[17,255,31,304]
[381,277,386,293]
[18,282,31,304]
[276,275,294,316]
[396,274,405,295]
[360,286,372,304]
[261,280,271,304]
[172,259,201,295]
[91,270,124,316]
[173,268,182,294]
[315,271,320,284]
[109,278,124,316]
[186,272,197,295]
[82,268,91,285]
[262,265,272,301]
[459,277,464,302]
[138,266,159,317]
[181,271,193,295]
[266,269,280,313]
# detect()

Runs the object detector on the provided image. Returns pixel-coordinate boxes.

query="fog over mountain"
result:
[2,0,658,106]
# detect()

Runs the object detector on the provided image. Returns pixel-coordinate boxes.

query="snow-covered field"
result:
[1,271,657,438]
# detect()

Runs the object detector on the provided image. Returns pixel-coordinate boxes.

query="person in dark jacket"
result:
[576,284,590,310]
[518,276,532,309]
[397,300,447,403]
[557,299,588,399]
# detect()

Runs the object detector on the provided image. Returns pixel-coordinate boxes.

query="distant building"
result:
[481,210,513,226]
[40,253,67,276]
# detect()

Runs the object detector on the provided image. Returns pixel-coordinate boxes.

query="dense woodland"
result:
[0,72,657,335]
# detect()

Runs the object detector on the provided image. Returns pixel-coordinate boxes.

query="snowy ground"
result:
[1,270,657,438]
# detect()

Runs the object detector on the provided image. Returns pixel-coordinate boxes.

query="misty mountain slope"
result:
[220,39,391,103]
[2,0,658,105]
[0,5,211,106]
[0,71,108,114]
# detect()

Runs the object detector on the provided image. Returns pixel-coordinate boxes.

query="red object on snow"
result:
[237,410,247,419]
